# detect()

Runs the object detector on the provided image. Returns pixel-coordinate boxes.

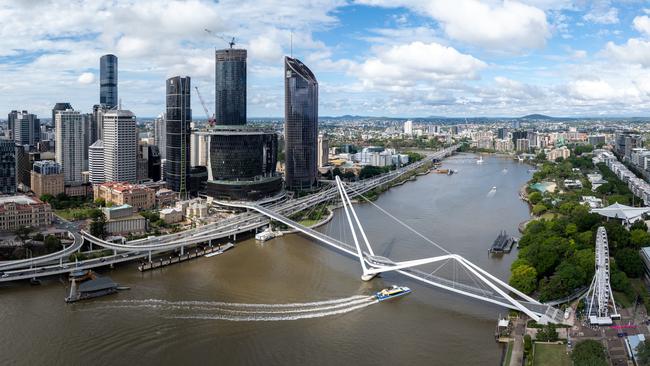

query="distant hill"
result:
[520,114,554,120]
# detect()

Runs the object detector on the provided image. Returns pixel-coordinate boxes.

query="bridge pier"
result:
[180,246,184,256]
[361,273,377,281]
[148,250,152,262]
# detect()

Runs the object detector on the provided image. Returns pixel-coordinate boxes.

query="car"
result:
[1,273,8,278]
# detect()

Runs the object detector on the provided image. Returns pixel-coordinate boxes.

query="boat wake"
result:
[80,295,378,322]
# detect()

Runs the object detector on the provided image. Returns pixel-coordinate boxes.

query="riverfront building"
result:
[100,54,118,108]
[103,109,137,183]
[0,196,52,232]
[165,76,192,196]
[55,110,85,185]
[202,48,280,201]
[284,57,318,191]
[31,161,64,198]
[93,182,155,211]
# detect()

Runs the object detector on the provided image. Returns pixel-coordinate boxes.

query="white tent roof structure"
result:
[591,202,650,221]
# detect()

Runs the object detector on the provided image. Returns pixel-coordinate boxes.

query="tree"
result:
[90,213,107,239]
[40,194,54,203]
[615,248,645,278]
[532,203,547,215]
[510,264,538,294]
[528,191,542,205]
[571,340,607,366]
[44,235,61,252]
[523,334,532,355]
[631,229,650,248]
[636,340,650,366]
[15,226,33,242]
[536,323,559,342]
[94,198,106,207]
[631,220,649,232]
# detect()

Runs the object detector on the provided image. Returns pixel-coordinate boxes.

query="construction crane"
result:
[194,86,216,126]
[204,28,236,48]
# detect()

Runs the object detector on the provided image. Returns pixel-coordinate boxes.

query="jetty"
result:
[138,243,234,271]
[489,231,517,254]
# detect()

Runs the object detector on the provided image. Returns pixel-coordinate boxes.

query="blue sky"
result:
[2,0,650,118]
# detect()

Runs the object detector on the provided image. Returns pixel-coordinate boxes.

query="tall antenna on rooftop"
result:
[290,31,293,58]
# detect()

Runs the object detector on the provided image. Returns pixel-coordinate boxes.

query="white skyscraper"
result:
[317,134,329,168]
[89,140,105,184]
[190,132,208,167]
[403,120,413,135]
[55,110,84,185]
[103,109,137,183]
[153,113,166,160]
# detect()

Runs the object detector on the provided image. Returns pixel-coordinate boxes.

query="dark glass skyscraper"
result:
[215,49,247,125]
[0,138,16,194]
[284,57,318,191]
[165,76,191,196]
[100,54,118,108]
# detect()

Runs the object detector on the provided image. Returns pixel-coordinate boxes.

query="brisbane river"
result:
[0,153,532,365]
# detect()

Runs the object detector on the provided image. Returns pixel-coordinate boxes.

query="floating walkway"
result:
[138,243,234,271]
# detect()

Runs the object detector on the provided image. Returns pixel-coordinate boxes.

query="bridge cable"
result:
[345,183,451,255]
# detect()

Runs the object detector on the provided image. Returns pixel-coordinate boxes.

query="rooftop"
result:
[591,202,650,220]
[0,195,39,205]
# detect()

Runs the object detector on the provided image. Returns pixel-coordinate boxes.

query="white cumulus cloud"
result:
[356,0,550,52]
[77,72,95,84]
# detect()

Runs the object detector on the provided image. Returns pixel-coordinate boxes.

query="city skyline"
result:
[2,1,650,118]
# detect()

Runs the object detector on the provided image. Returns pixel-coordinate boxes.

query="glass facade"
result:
[284,57,318,191]
[165,76,191,196]
[0,138,16,194]
[215,49,247,125]
[100,54,118,108]
[207,130,277,180]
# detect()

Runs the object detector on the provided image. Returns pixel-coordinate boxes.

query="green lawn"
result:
[533,344,570,366]
[298,219,319,227]
[55,207,99,221]
[502,341,514,366]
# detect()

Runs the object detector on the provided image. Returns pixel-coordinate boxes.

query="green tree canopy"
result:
[615,248,645,278]
[571,340,607,366]
[509,264,538,294]
[528,192,542,205]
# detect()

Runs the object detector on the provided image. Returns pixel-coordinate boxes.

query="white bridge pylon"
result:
[334,176,550,323]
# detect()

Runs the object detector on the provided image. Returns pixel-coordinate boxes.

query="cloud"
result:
[77,72,95,84]
[356,0,550,52]
[583,1,619,24]
[350,41,487,89]
[634,15,650,36]
[604,38,650,67]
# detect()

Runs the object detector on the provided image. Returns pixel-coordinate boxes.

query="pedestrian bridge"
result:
[219,177,567,325]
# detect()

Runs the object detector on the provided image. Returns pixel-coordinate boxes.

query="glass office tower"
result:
[165,76,191,196]
[100,54,118,108]
[215,49,247,125]
[284,57,318,191]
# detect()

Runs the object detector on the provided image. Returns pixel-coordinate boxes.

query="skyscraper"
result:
[11,111,40,147]
[0,138,16,194]
[55,110,85,185]
[284,56,318,191]
[100,54,118,108]
[52,103,73,126]
[165,76,191,195]
[88,140,105,184]
[318,134,329,168]
[153,113,166,160]
[103,109,137,183]
[215,49,246,125]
